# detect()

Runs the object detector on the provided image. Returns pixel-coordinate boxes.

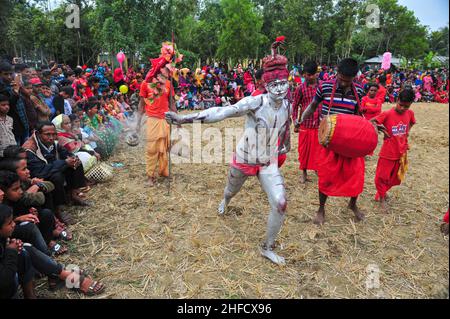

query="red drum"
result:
[318,114,378,158]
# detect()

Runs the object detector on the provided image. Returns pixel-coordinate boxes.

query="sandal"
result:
[77,274,105,296]
[79,186,92,193]
[49,269,89,291]
[54,227,73,241]
[77,192,87,198]
[49,242,68,256]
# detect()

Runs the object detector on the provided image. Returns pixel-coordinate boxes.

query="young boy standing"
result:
[371,88,416,212]
[292,61,321,183]
[0,94,16,157]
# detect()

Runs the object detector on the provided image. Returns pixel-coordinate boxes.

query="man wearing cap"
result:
[165,38,291,265]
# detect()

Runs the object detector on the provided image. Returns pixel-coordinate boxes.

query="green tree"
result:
[217,0,266,61]
[428,26,449,56]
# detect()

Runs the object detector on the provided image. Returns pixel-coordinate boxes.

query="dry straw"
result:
[37,103,448,299]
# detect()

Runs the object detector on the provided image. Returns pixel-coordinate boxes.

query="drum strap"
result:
[327,80,361,116]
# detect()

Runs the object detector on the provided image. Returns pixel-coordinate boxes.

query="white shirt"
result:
[0,115,16,156]
[64,99,72,115]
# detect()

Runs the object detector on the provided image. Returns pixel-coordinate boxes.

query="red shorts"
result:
[298,127,320,171]
[317,146,365,197]
[231,153,286,176]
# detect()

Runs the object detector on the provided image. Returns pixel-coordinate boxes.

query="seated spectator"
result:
[0,171,68,256]
[0,172,52,256]
[2,145,27,160]
[0,158,66,238]
[40,82,56,119]
[22,121,89,224]
[434,87,449,104]
[82,98,121,159]
[0,203,105,298]
[29,78,51,122]
[0,94,16,157]
[52,114,99,173]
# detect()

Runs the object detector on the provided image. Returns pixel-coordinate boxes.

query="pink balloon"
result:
[381,52,392,70]
[116,51,126,64]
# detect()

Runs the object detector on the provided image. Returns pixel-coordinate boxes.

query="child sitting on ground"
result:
[0,171,68,256]
[0,203,105,298]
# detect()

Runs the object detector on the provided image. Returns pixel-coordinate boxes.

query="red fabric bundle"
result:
[263,69,289,84]
[327,114,378,158]
[262,39,288,84]
[243,71,253,85]
[298,128,320,171]
[145,56,168,82]
[113,68,124,83]
[231,153,286,176]
[317,146,365,197]
[444,210,449,224]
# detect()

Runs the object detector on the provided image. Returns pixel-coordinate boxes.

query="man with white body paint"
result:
[165,39,291,265]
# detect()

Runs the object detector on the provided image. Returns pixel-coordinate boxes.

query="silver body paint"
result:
[165,81,291,265]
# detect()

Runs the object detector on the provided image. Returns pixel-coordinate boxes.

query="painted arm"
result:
[165,95,261,125]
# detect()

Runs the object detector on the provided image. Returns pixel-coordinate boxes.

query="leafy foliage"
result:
[0,0,447,67]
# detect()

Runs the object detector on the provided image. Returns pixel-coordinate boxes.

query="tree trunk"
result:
[320,37,324,63]
[385,36,391,52]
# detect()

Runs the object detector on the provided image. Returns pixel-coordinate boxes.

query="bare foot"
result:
[349,204,365,222]
[299,171,308,184]
[147,177,156,187]
[261,248,286,265]
[380,198,389,214]
[440,223,449,235]
[313,208,325,225]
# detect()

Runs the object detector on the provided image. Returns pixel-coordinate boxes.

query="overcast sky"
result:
[397,0,449,31]
[46,0,449,31]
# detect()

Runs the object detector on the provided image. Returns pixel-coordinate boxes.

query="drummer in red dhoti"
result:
[371,88,416,213]
[292,61,321,184]
[301,58,369,225]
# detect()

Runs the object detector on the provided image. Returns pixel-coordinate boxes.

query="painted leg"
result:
[218,167,248,215]
[258,165,287,265]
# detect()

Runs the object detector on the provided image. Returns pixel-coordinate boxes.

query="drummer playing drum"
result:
[301,58,366,225]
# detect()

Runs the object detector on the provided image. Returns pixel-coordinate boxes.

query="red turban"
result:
[262,38,289,84]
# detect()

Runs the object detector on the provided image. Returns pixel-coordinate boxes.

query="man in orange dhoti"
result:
[138,80,175,186]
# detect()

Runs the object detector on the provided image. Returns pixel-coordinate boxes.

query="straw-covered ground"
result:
[38,102,449,299]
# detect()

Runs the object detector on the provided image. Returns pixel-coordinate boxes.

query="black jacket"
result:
[0,238,18,299]
[23,133,72,180]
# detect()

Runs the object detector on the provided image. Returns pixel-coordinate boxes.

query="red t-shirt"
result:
[374,108,416,160]
[140,80,174,119]
[361,95,382,120]
[375,85,386,104]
